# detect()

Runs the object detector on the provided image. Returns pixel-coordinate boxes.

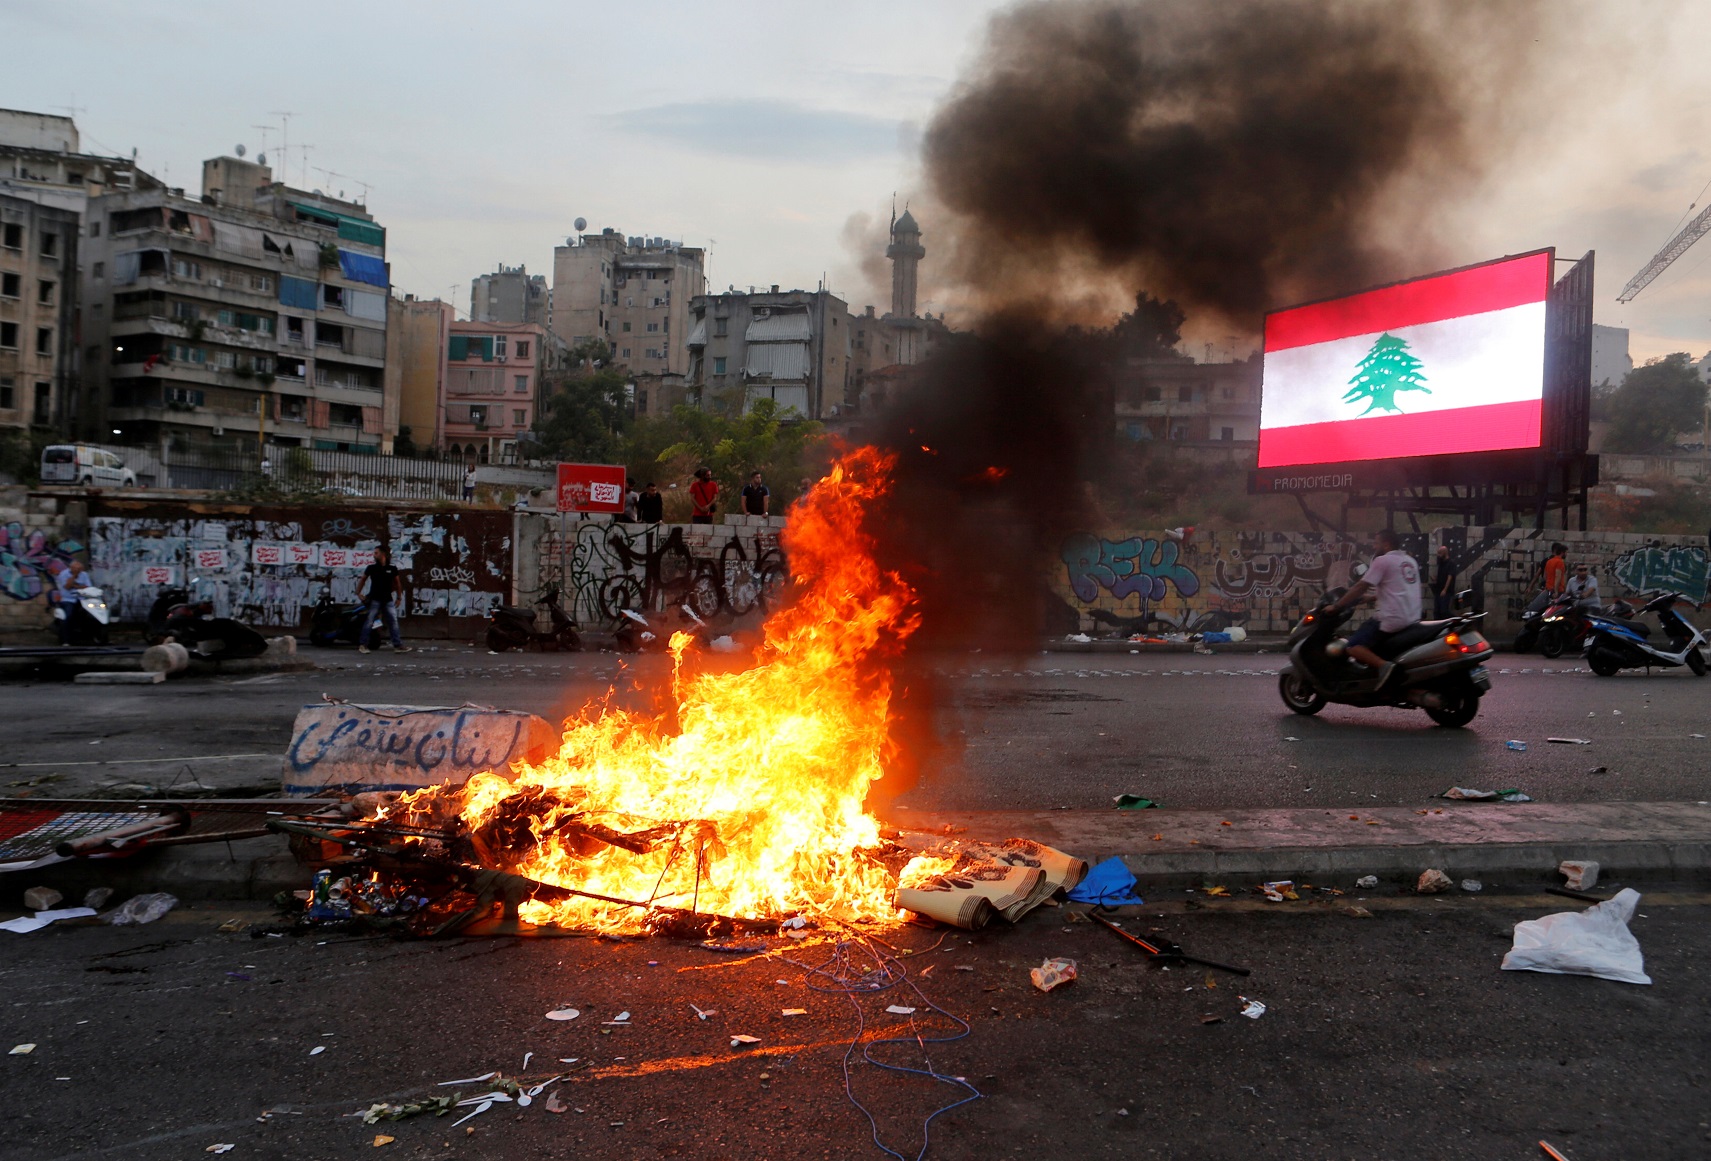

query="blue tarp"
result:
[338,249,388,288]
[278,276,318,310]
[1066,856,1145,906]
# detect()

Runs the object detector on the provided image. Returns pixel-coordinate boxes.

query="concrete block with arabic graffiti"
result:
[281,703,559,796]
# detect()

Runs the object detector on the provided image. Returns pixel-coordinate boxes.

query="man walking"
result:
[690,467,719,525]
[1432,544,1458,619]
[357,547,411,654]
[741,470,770,517]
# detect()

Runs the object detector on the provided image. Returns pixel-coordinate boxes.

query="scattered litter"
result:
[437,1072,497,1086]
[1029,957,1078,992]
[1441,786,1532,803]
[309,1045,327,1056]
[601,1012,632,1025]
[1539,1141,1571,1161]
[1261,880,1297,902]
[520,1052,533,1070]
[1066,857,1144,906]
[359,1097,455,1123]
[1343,906,1373,918]
[1460,879,1484,893]
[781,1008,807,1017]
[1356,875,1378,889]
[206,1146,235,1155]
[373,1135,395,1147]
[557,1058,579,1064]
[544,1091,568,1114]
[1505,740,1528,752]
[105,892,177,926]
[884,1004,917,1016]
[1283,736,1299,743]
[1112,794,1158,809]
[730,1035,762,1049]
[1200,1015,1224,1025]
[954,965,974,972]
[689,1004,716,1021]
[456,1092,512,1107]
[1202,885,1230,898]
[544,1008,580,1022]
[780,916,807,930]
[22,886,62,911]
[1239,997,1266,1019]
[0,907,97,934]
[450,1101,492,1128]
[9,1044,35,1055]
[1692,734,1706,739]
[1559,860,1600,891]
[82,887,114,910]
[1501,888,1651,985]
[1547,738,1592,745]
[1415,869,1454,895]
[1588,766,1608,774]
[1065,633,1092,643]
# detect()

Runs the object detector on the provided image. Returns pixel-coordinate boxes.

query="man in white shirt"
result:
[1565,562,1600,609]
[1328,528,1421,686]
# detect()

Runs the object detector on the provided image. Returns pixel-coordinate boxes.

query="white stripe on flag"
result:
[1260,301,1544,430]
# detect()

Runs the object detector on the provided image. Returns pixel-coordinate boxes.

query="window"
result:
[89,220,101,238]
[625,296,633,307]
[646,322,658,333]
[0,272,17,298]
[172,258,201,280]
[33,382,49,425]
[40,233,57,257]
[0,377,11,409]
[170,344,206,364]
[38,281,53,305]
[1221,387,1233,400]
[622,322,631,332]
[213,350,237,369]
[1177,385,1193,403]
[714,318,727,337]
[494,336,507,358]
[252,354,274,374]
[514,375,528,394]
[513,409,527,425]
[515,340,529,358]
[1220,426,1234,441]
[713,356,726,375]
[322,284,344,309]
[329,403,363,427]
[0,322,17,349]
[249,273,273,293]
[172,301,199,322]
[1143,386,1160,402]
[286,317,305,343]
[168,386,205,406]
[1,223,20,250]
[92,262,104,281]
[469,405,488,427]
[36,327,52,354]
[645,347,660,359]
[279,396,306,421]
[621,347,631,359]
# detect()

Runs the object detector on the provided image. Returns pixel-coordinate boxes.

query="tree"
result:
[393,425,417,458]
[531,364,633,464]
[1110,292,1188,361]
[1603,352,1708,453]
[1344,332,1429,415]
[653,395,825,504]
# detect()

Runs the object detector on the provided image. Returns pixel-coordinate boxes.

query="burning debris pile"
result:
[275,449,1080,936]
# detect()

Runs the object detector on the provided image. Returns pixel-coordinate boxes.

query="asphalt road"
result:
[3,648,1708,812]
[1,891,1706,1161]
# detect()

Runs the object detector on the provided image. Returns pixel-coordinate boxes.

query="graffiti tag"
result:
[1610,545,1708,604]
[1061,533,1200,604]
[0,523,84,601]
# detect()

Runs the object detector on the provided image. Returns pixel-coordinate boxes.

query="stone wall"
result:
[0,487,87,643]
[1052,525,1710,639]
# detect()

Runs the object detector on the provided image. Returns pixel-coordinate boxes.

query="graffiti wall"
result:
[1053,527,1711,636]
[518,515,789,629]
[0,521,84,604]
[84,500,514,633]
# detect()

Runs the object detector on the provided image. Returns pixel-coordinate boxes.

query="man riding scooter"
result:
[1325,528,1421,688]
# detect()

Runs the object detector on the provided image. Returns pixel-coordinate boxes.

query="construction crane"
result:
[1616,201,1711,302]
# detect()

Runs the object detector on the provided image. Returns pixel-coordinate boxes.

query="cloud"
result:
[606,98,911,162]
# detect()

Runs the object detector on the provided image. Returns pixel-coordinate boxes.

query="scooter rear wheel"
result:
[1425,686,1479,728]
[1688,648,1707,677]
[1588,650,1622,677]
[486,625,523,653]
[1278,672,1326,715]
[1538,624,1567,659]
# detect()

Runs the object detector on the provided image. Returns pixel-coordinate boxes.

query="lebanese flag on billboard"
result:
[1257,251,1551,469]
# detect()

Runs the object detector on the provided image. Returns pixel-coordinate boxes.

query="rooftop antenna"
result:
[268,111,293,178]
[250,124,276,170]
[889,193,896,234]
[294,143,315,189]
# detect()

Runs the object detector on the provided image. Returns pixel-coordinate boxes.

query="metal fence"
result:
[155,447,472,500]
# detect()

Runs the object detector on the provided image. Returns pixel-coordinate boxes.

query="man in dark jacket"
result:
[1433,545,1458,619]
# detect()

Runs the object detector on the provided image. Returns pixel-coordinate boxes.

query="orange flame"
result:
[394,448,925,931]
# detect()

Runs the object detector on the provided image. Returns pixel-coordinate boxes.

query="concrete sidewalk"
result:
[7,800,1709,909]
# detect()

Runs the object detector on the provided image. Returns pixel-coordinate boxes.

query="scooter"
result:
[53,586,111,646]
[1581,591,1707,677]
[1278,589,1495,728]
[486,585,581,652]
[146,585,192,644]
[613,604,721,654]
[308,585,378,648]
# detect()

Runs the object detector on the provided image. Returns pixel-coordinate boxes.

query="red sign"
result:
[557,463,627,514]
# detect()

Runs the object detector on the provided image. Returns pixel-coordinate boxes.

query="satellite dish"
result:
[574,217,587,233]
[256,152,267,166]
[235,144,246,158]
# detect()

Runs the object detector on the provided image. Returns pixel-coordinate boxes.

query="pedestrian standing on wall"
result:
[741,471,770,517]
[637,481,665,524]
[624,483,641,523]
[690,467,719,525]
[357,547,411,655]
[1433,544,1458,619]
[463,466,477,502]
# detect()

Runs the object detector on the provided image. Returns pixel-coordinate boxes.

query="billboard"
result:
[556,463,627,514]
[1256,250,1552,471]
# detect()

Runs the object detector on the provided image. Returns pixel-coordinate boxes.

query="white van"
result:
[40,445,137,488]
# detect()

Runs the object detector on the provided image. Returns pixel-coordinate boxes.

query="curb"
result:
[9,802,1709,908]
[1044,638,1287,654]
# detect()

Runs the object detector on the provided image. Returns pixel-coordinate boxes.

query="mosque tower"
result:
[885,208,924,318]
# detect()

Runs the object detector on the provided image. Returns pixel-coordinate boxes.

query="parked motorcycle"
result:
[486,585,581,652]
[1278,591,1495,728]
[613,604,722,654]
[1581,591,1707,677]
[308,585,380,648]
[53,585,111,646]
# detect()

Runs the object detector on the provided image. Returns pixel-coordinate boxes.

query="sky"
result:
[4,0,1711,366]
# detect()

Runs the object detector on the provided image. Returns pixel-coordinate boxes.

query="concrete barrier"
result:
[281,702,560,796]
[141,643,190,673]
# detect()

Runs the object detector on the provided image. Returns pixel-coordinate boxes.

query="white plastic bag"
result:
[104,892,178,926]
[1500,888,1651,985]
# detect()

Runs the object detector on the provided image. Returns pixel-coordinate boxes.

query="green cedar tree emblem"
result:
[1343,332,1430,416]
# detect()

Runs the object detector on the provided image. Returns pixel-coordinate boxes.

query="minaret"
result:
[886,209,924,318]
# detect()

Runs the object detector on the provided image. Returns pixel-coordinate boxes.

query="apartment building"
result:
[0,195,79,432]
[471,263,547,326]
[440,320,547,463]
[83,155,391,454]
[686,288,850,420]
[550,229,704,376]
[385,296,454,452]
[1114,356,1262,446]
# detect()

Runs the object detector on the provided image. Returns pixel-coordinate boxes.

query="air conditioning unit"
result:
[495,355,507,363]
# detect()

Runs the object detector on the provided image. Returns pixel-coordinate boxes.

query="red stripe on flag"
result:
[1256,398,1542,468]
[1265,252,1551,353]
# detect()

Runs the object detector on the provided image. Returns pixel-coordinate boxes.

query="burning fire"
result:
[383,448,929,932]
